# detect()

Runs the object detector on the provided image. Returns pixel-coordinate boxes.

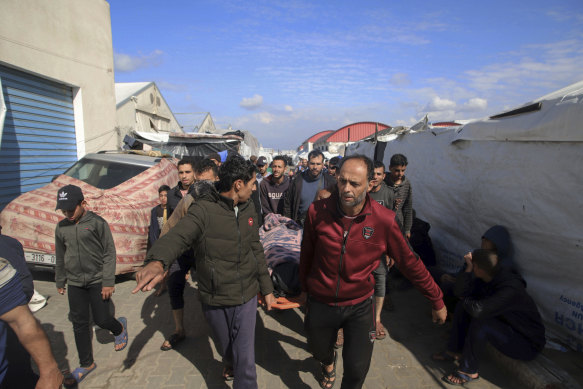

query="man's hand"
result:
[263,293,276,311]
[464,252,473,272]
[432,306,447,324]
[132,261,165,294]
[57,288,66,295]
[101,286,115,300]
[405,232,411,239]
[385,255,394,268]
[35,366,63,389]
[440,274,456,284]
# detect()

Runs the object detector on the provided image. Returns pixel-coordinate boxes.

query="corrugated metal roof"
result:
[305,130,334,143]
[320,122,391,143]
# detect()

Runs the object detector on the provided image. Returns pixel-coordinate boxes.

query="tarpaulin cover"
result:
[346,80,583,351]
[0,158,178,274]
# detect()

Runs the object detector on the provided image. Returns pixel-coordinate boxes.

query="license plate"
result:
[24,252,56,265]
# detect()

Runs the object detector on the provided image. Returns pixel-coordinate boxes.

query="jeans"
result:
[68,284,122,366]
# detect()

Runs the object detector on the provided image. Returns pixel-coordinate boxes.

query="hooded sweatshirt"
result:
[455,267,546,352]
[482,225,515,270]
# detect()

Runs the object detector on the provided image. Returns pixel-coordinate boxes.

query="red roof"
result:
[305,130,334,143]
[321,122,391,143]
[431,121,461,127]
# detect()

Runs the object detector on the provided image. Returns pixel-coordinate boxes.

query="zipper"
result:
[236,207,244,304]
[334,220,355,305]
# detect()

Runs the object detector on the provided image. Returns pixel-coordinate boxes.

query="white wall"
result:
[0,0,117,155]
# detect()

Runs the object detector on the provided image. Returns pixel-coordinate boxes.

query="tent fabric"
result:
[345,82,583,351]
[453,80,583,142]
[0,158,178,274]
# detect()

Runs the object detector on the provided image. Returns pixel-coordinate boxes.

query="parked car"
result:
[0,151,178,274]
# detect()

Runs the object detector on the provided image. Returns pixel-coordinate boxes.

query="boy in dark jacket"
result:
[440,249,545,385]
[147,184,170,250]
[55,184,128,383]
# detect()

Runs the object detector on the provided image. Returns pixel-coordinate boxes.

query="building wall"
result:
[0,0,117,156]
[116,84,182,141]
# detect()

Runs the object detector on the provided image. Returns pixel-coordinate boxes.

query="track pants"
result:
[202,296,258,389]
[305,297,376,389]
[68,284,122,367]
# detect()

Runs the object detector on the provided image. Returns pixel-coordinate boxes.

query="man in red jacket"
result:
[299,154,447,389]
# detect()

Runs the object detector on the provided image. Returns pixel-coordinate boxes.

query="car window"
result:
[64,159,149,189]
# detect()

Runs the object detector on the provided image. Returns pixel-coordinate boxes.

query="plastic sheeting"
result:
[0,158,178,274]
[346,81,583,351]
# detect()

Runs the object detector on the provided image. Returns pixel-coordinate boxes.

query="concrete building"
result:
[297,130,334,153]
[0,0,117,210]
[115,82,182,141]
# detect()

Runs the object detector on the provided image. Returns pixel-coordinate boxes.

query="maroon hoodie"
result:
[300,192,444,309]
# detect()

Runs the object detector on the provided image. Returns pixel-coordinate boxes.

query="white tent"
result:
[346,80,583,351]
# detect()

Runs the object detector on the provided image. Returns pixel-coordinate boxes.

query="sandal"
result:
[432,350,460,362]
[160,333,185,351]
[222,366,234,381]
[442,370,480,386]
[320,351,337,389]
[376,321,387,340]
[334,328,344,349]
[71,362,97,383]
[114,317,128,351]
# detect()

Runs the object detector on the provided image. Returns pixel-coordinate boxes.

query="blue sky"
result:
[110,0,583,149]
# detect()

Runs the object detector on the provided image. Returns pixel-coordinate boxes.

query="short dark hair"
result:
[373,160,385,171]
[472,249,499,276]
[389,154,408,167]
[177,158,195,169]
[308,150,324,162]
[207,152,221,162]
[195,158,219,177]
[272,155,287,167]
[329,156,341,168]
[158,185,171,193]
[216,155,256,193]
[340,154,374,181]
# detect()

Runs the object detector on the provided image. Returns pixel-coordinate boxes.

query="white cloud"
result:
[461,98,488,112]
[389,73,411,87]
[255,111,274,124]
[239,94,264,110]
[114,50,163,72]
[423,96,456,111]
[284,105,293,112]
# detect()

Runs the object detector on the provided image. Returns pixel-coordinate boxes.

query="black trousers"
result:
[448,303,540,373]
[68,284,122,367]
[305,296,376,389]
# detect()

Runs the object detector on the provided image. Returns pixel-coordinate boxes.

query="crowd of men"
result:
[0,149,545,389]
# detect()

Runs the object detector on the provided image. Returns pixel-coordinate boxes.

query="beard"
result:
[340,190,367,208]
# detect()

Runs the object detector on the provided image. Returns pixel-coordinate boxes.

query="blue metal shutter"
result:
[0,64,77,210]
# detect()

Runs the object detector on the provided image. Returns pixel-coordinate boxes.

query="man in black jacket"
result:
[283,150,336,225]
[440,249,545,386]
[167,158,196,214]
[134,156,275,389]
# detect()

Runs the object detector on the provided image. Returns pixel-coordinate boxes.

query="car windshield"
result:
[64,158,149,189]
